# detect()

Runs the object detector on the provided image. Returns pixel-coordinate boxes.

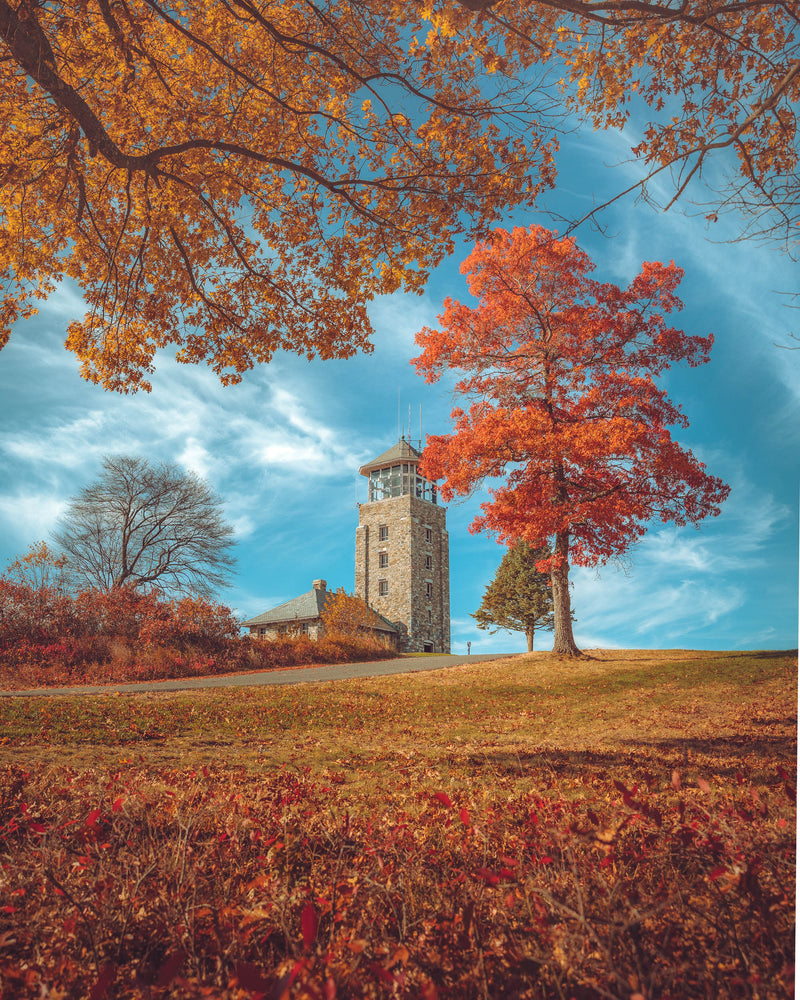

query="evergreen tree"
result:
[473,542,556,653]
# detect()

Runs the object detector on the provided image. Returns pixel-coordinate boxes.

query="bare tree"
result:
[53,456,235,597]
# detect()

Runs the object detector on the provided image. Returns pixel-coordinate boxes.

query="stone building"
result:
[355,438,450,653]
[242,578,400,646]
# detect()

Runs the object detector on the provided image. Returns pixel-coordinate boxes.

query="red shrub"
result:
[0,578,78,647]
[0,578,395,688]
[138,595,240,651]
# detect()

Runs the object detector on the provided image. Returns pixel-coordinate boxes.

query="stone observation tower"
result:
[355,438,450,653]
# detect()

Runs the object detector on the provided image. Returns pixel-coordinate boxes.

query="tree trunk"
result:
[526,628,534,653]
[550,530,581,656]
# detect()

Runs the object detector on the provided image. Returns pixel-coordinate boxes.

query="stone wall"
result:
[248,620,324,640]
[355,493,450,653]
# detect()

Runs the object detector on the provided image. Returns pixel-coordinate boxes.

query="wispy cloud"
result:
[369,290,442,360]
[0,493,67,548]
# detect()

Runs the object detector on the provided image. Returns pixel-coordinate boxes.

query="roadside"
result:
[0,652,511,697]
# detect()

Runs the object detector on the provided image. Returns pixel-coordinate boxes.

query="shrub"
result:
[0,579,397,689]
[137,595,241,652]
[0,581,245,687]
[0,579,78,648]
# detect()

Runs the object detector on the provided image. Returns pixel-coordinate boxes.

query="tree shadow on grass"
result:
[574,649,796,664]
[466,727,797,783]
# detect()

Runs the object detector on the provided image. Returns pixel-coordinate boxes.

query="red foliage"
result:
[0,578,78,646]
[413,225,730,652]
[416,225,731,553]
[0,763,793,998]
[136,594,241,650]
[0,579,395,689]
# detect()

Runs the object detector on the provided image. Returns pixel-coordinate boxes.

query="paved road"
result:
[0,653,511,698]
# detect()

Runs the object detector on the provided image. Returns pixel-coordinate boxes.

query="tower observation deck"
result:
[355,438,450,653]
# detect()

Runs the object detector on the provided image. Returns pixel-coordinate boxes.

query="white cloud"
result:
[177,437,214,479]
[570,564,747,646]
[636,582,745,633]
[639,498,786,573]
[227,513,257,539]
[0,493,67,545]
[369,291,441,360]
[37,278,87,319]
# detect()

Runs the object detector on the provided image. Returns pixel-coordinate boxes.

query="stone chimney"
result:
[312,579,327,591]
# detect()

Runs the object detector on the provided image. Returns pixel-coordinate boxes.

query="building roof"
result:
[358,437,421,477]
[363,607,401,634]
[242,581,399,634]
[242,584,330,627]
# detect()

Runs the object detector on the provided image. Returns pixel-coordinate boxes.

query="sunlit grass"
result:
[2,649,794,798]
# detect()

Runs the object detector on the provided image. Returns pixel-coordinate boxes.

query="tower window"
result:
[379,552,389,568]
[426,582,433,599]
[424,555,432,570]
[378,579,389,596]
[379,524,389,541]
[425,527,432,542]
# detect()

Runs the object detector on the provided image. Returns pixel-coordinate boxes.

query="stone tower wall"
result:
[355,494,450,653]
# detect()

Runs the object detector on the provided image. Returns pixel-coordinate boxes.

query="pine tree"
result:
[473,542,556,653]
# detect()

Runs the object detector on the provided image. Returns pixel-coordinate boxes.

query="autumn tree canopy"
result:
[320,587,395,644]
[463,0,799,249]
[473,540,555,652]
[0,0,796,390]
[53,455,235,597]
[414,225,730,656]
[0,0,556,390]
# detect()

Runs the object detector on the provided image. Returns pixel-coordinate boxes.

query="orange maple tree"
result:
[414,224,730,656]
[0,0,555,390]
[1,2,795,392]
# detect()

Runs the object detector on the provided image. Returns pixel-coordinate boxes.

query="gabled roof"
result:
[367,608,402,634]
[242,585,330,627]
[242,584,399,634]
[359,437,421,476]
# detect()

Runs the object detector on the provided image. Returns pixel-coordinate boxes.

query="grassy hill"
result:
[0,649,795,998]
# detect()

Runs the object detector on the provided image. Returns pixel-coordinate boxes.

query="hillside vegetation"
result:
[0,579,396,691]
[0,649,795,999]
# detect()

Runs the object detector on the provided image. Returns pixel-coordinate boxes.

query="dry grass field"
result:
[0,649,795,999]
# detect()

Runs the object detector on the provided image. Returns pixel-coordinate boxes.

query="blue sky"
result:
[0,116,797,655]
